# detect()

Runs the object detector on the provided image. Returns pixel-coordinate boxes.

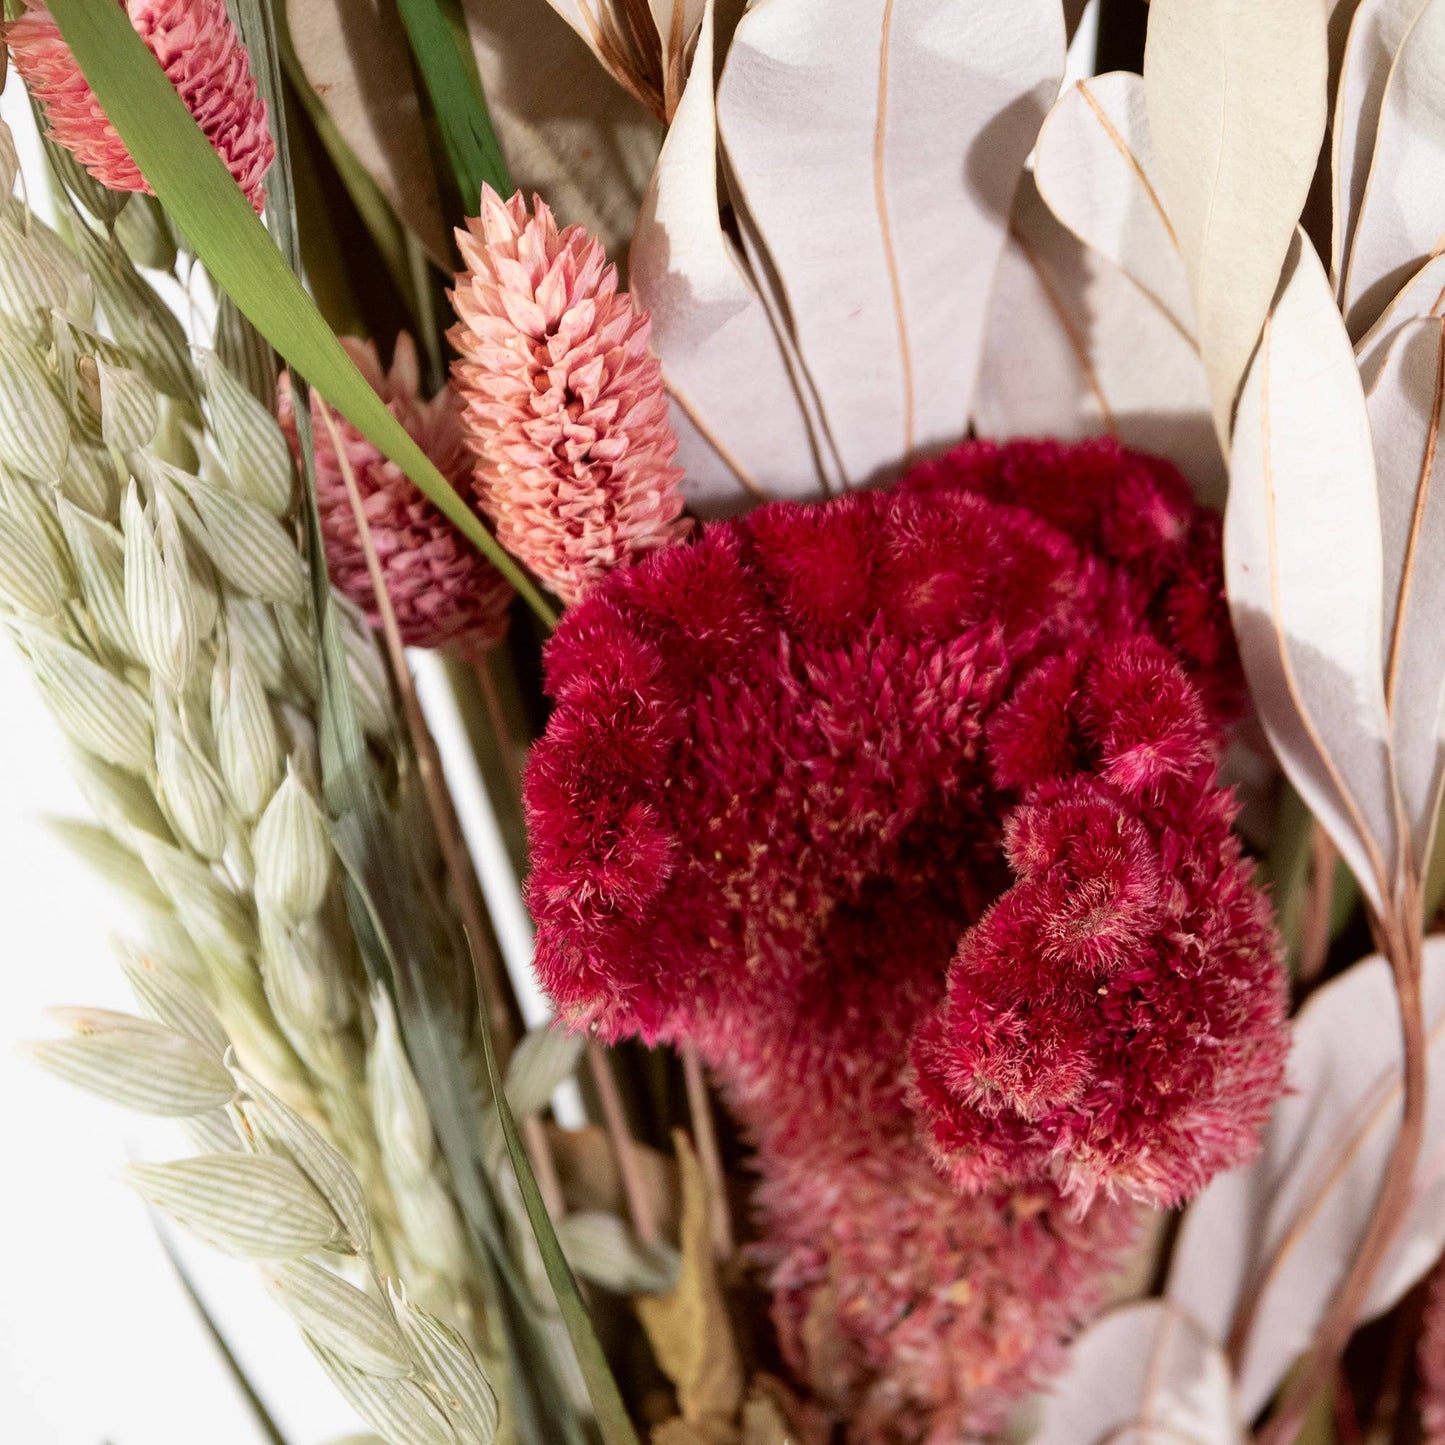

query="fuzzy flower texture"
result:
[449,187,689,606]
[279,335,514,661]
[8,0,273,212]
[527,439,1289,1441]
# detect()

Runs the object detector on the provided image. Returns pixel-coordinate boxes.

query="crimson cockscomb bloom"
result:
[448,186,689,606]
[526,438,1288,1439]
[278,335,514,661]
[7,0,274,213]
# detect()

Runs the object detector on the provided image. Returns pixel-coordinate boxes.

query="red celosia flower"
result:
[7,0,274,213]
[526,438,1288,1438]
[278,335,514,661]
[448,186,690,606]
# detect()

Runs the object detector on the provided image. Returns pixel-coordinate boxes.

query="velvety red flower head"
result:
[526,438,1288,1436]
[8,0,274,213]
[278,335,514,661]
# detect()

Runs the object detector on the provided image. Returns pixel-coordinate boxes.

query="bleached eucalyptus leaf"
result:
[253,763,332,923]
[629,0,824,511]
[557,1211,681,1295]
[1033,71,1195,339]
[390,1285,500,1445]
[29,635,153,771]
[199,350,294,516]
[46,817,169,911]
[56,499,136,662]
[715,0,1063,487]
[266,1258,410,1377]
[234,1068,371,1251]
[1340,0,1445,336]
[118,943,230,1056]
[307,1338,454,1445]
[98,360,159,455]
[212,633,284,821]
[974,178,1223,503]
[1367,317,1445,877]
[1145,0,1328,445]
[128,1154,339,1257]
[123,481,200,691]
[0,328,70,481]
[1168,939,1445,1417]
[458,0,660,263]
[1033,1300,1241,1445]
[28,1008,234,1116]
[504,1021,584,1119]
[1356,250,1445,389]
[1225,230,1398,912]
[1331,0,1430,288]
[175,471,305,605]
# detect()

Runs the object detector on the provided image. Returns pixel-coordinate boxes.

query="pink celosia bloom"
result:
[278,335,514,661]
[7,0,274,213]
[448,186,689,606]
[525,439,1289,1439]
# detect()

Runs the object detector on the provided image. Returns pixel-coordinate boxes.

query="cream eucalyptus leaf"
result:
[1033,1300,1242,1445]
[715,0,1064,487]
[1225,230,1398,912]
[1356,249,1445,388]
[1168,939,1445,1417]
[1145,0,1329,445]
[1340,0,1445,336]
[1367,317,1445,877]
[629,0,825,512]
[1033,71,1195,340]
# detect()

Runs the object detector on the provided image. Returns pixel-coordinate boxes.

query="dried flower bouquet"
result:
[4,1,1445,1443]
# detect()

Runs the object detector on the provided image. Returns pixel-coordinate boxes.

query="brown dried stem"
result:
[1298,822,1338,986]
[681,1039,734,1260]
[587,1039,659,1245]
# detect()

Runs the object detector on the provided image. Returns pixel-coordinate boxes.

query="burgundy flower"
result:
[7,0,274,213]
[448,187,690,605]
[278,335,514,661]
[526,438,1287,1438]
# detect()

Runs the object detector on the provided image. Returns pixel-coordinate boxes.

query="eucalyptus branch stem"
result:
[1256,899,1426,1445]
[681,1040,734,1260]
[586,1040,660,1246]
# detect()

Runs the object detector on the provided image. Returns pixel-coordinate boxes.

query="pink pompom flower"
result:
[525,438,1288,1438]
[278,335,514,661]
[448,186,689,606]
[7,0,274,213]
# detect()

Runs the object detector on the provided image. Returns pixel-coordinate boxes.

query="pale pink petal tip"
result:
[278,334,515,661]
[448,185,690,607]
[7,0,275,213]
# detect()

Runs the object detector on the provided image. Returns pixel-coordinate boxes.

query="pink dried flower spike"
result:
[449,185,689,606]
[7,0,274,213]
[278,334,514,661]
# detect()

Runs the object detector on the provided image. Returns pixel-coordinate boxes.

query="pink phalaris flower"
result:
[525,438,1288,1439]
[448,186,689,606]
[278,335,514,661]
[6,0,274,213]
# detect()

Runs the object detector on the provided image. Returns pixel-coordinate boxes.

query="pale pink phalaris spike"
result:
[448,186,690,607]
[278,335,515,662]
[6,0,275,213]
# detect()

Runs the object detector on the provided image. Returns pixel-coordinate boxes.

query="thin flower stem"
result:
[681,1040,734,1260]
[586,1040,659,1246]
[522,1113,567,1220]
[1298,823,1338,986]
[1255,899,1427,1445]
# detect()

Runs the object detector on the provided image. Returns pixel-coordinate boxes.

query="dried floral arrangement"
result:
[5,0,1445,1443]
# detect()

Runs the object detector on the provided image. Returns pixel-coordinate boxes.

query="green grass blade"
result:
[42,0,556,629]
[393,0,512,205]
[474,948,642,1445]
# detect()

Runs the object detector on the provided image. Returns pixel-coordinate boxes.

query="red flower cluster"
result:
[526,439,1287,1438]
